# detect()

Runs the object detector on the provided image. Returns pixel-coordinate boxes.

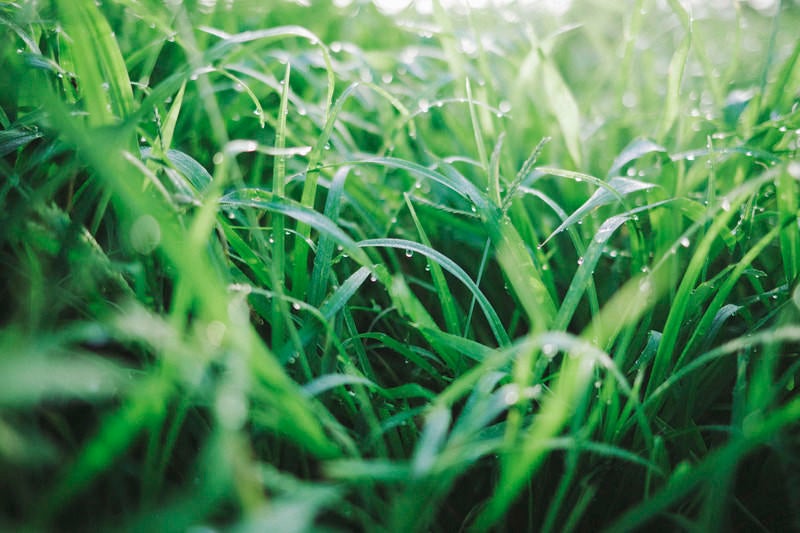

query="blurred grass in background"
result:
[1,0,800,530]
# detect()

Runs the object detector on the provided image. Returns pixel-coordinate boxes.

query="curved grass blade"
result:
[56,0,134,127]
[406,194,461,337]
[357,238,510,347]
[539,176,656,247]
[647,170,777,398]
[607,137,667,178]
[309,166,350,307]
[220,189,371,265]
[553,214,631,331]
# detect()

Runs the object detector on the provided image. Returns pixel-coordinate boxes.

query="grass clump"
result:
[1,0,800,531]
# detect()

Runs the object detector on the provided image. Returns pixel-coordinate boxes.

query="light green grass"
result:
[1,0,799,531]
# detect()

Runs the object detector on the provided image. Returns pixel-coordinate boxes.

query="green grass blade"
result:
[357,238,510,347]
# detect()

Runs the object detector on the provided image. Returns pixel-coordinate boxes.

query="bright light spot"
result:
[747,0,779,12]
[788,161,800,180]
[373,0,412,14]
[215,389,248,429]
[337,0,573,15]
[206,320,227,347]
[503,385,520,405]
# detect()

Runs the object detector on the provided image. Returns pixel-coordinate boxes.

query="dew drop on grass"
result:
[130,214,161,255]
[639,279,653,294]
[721,198,731,212]
[382,73,393,84]
[405,249,414,258]
[622,92,637,108]
[330,41,342,52]
[213,152,224,165]
[577,257,584,265]
[206,320,226,347]
[292,302,301,311]
[680,237,690,248]
[503,385,520,405]
[216,390,249,430]
[788,161,800,179]
[542,343,557,358]
[419,98,430,112]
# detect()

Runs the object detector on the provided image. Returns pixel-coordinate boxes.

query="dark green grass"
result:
[1,0,800,531]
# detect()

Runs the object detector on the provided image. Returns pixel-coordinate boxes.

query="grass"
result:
[1,0,799,530]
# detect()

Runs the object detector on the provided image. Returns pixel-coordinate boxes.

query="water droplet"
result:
[405,249,414,258]
[622,91,637,108]
[577,257,584,266]
[503,386,520,405]
[542,343,557,358]
[721,198,731,212]
[382,73,393,84]
[292,302,301,311]
[639,279,652,294]
[206,321,226,347]
[679,237,690,248]
[213,152,224,165]
[130,214,161,255]
[788,161,800,179]
[498,100,512,114]
[686,154,695,161]
[330,41,342,53]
